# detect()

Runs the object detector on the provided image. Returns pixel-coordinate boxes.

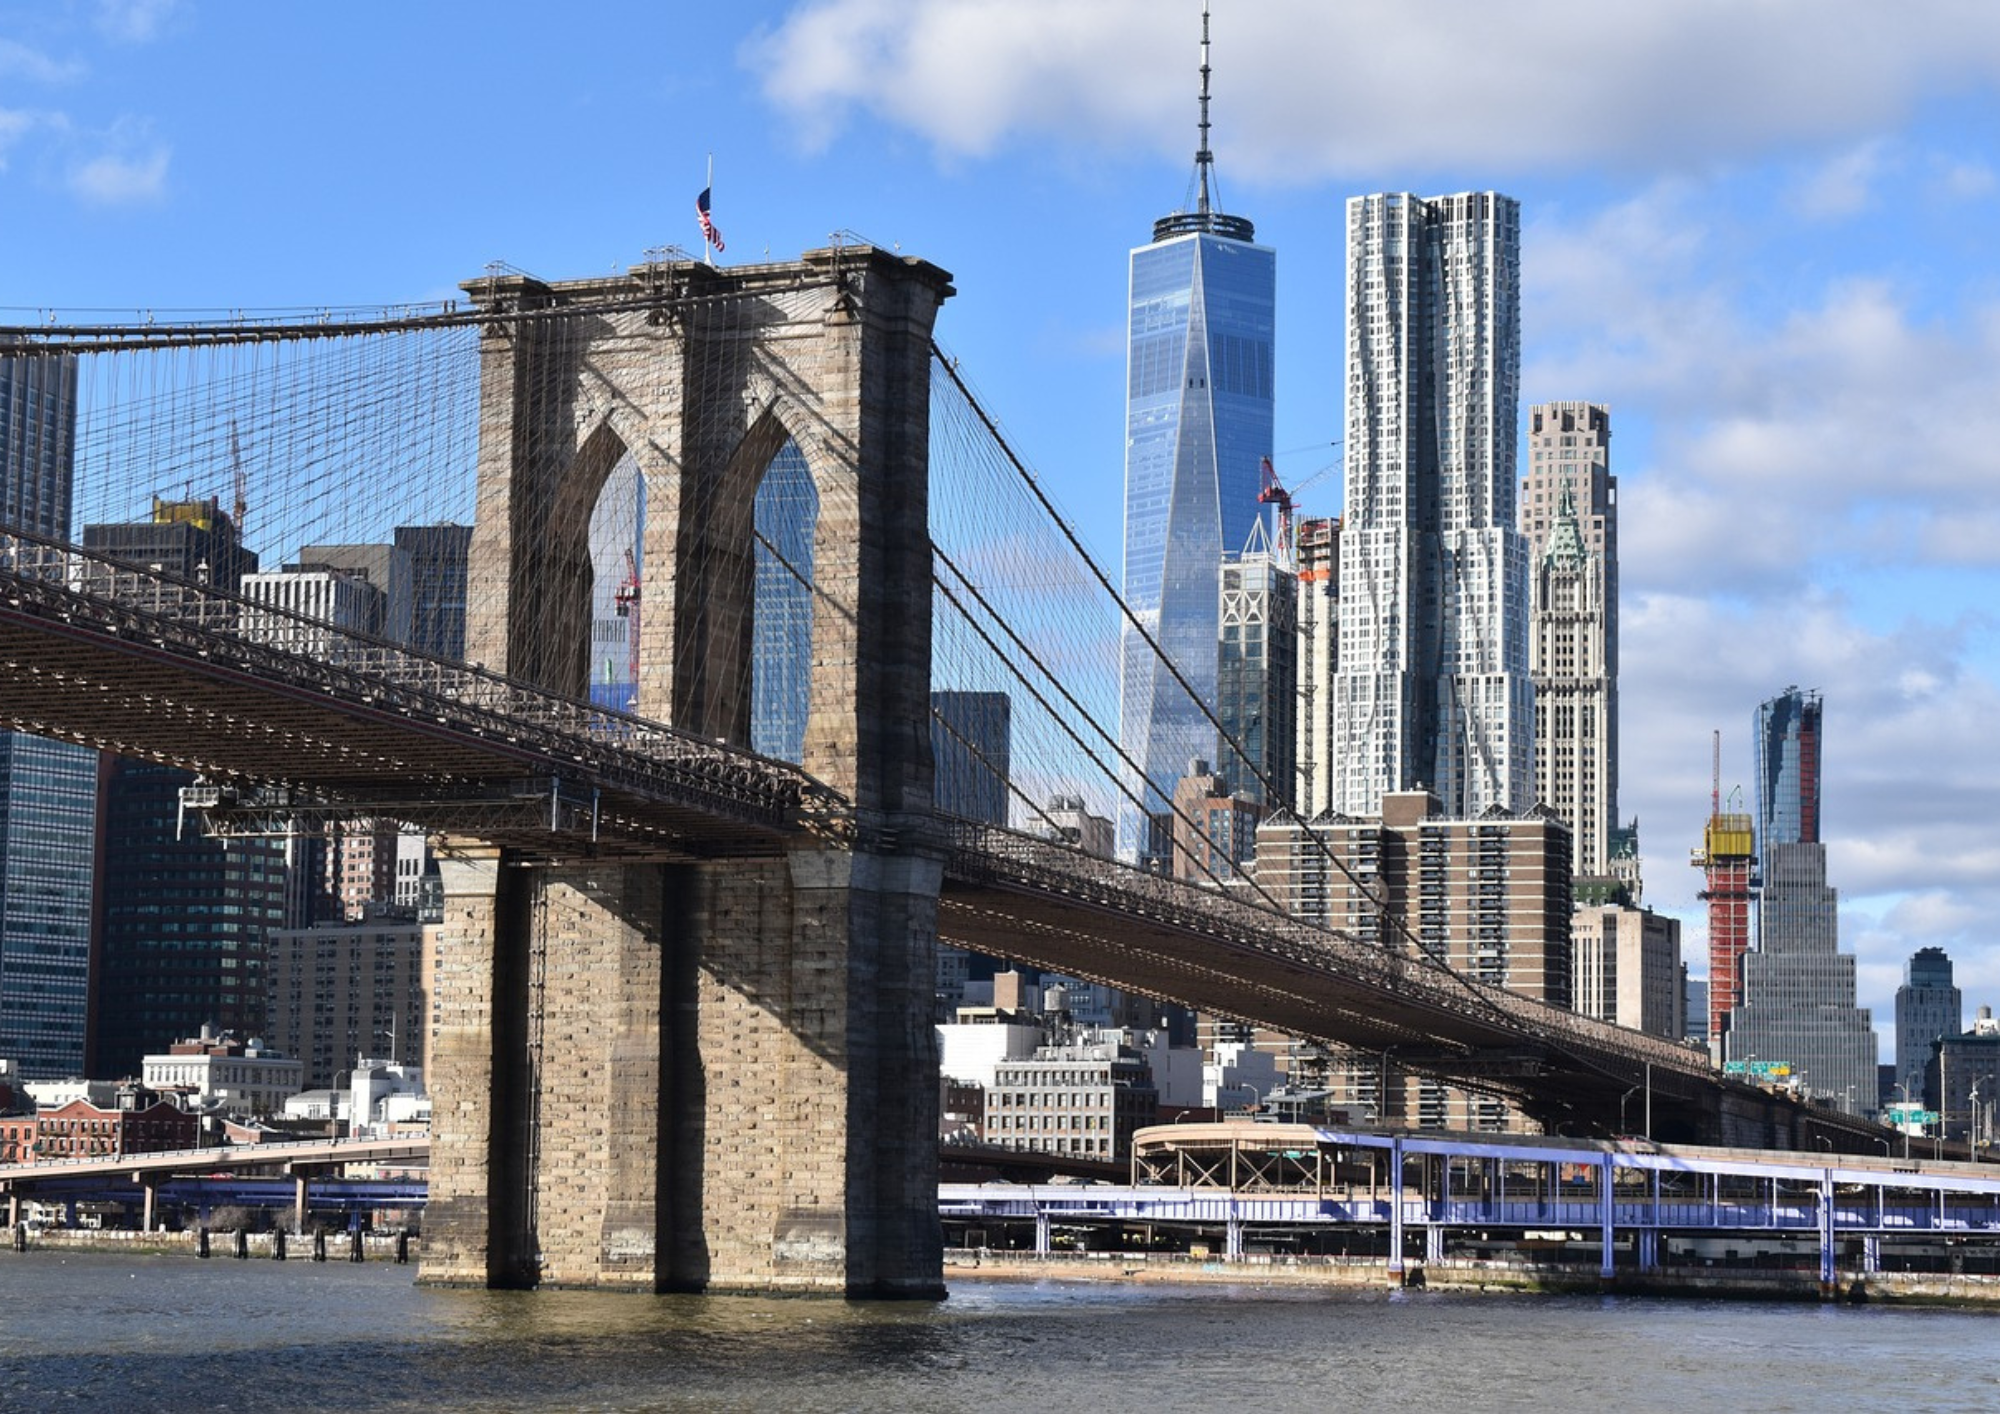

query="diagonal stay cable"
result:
[930,343,1644,1090]
[932,540,1300,915]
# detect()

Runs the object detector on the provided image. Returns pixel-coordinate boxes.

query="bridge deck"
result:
[0,543,815,858]
[941,825,1717,1116]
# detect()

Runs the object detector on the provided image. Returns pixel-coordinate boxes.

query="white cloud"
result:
[0,109,37,167]
[1614,581,2000,1028]
[68,144,169,204]
[1526,193,2000,608]
[749,0,2000,180]
[1788,141,1892,219]
[1933,155,1997,201]
[94,0,179,44]
[0,38,84,85]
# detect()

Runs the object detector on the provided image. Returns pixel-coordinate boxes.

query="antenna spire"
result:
[1195,0,1213,216]
[1153,0,1254,243]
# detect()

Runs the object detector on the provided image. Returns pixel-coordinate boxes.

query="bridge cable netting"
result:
[0,277,1692,1094]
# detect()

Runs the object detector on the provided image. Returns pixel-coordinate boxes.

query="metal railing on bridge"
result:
[940,818,1713,1088]
[0,528,847,847]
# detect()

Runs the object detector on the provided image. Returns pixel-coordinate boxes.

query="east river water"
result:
[2,1252,1998,1413]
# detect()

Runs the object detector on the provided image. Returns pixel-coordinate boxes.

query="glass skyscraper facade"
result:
[1755,686,1821,852]
[82,501,285,1078]
[1896,946,1961,1106]
[751,440,817,762]
[90,758,287,1078]
[1215,536,1295,807]
[931,690,1011,826]
[395,523,473,663]
[586,458,643,714]
[1117,213,1274,863]
[0,354,98,1077]
[1726,687,1876,1114]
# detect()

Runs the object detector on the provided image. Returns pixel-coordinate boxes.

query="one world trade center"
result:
[1117,6,1274,865]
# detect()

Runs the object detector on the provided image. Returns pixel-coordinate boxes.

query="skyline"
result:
[7,2,2000,1049]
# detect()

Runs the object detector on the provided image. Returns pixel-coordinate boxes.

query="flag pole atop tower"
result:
[696,153,726,266]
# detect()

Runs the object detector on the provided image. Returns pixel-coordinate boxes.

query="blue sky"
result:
[9,0,2000,1049]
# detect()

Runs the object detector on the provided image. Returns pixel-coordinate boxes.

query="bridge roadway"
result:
[939,823,1799,1140]
[0,533,830,858]
[14,1127,1994,1297]
[945,1123,2000,1290]
[0,540,1868,1143]
[0,1137,428,1231]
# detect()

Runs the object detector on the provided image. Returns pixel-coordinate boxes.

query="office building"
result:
[1117,17,1275,864]
[1926,1008,2000,1144]
[83,501,284,1078]
[81,495,258,597]
[0,354,96,1077]
[266,916,427,1089]
[1039,794,1115,859]
[1755,687,1821,850]
[584,457,643,712]
[931,689,1012,1018]
[1724,689,1876,1114]
[1571,904,1684,1040]
[1521,401,1619,882]
[88,756,288,1079]
[1257,791,1569,1001]
[932,690,1011,825]
[291,540,412,643]
[1896,946,1962,1107]
[1170,760,1261,885]
[1215,525,1296,809]
[394,523,473,662]
[240,567,386,661]
[1330,192,1530,821]
[986,1038,1160,1161]
[1292,515,1339,819]
[1684,974,1709,1048]
[142,1027,304,1117]
[264,532,457,925]
[1256,791,1570,1130]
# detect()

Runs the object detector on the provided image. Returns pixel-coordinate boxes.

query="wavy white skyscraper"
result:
[1116,11,1274,864]
[1330,192,1531,819]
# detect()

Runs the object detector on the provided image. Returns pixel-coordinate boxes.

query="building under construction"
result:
[1692,732,1756,1057]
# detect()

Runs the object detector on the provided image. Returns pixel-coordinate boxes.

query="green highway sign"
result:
[1722,1060,1792,1078]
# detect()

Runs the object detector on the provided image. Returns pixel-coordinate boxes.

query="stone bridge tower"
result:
[424,247,953,1296]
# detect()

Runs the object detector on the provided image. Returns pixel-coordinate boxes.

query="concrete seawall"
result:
[7,1227,416,1263]
[944,1250,2000,1307]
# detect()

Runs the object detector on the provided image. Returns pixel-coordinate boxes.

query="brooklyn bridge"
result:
[0,245,1876,1296]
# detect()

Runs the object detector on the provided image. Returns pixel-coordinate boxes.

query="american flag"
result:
[696,187,725,252]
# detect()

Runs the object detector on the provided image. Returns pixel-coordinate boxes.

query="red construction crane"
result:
[1257,456,1293,560]
[614,548,641,688]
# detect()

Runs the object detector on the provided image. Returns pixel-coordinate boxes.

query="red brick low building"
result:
[0,1093,197,1165]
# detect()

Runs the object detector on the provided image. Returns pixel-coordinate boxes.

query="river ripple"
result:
[0,1251,1996,1413]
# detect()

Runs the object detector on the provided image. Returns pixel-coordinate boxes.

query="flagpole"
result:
[705,153,714,268]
